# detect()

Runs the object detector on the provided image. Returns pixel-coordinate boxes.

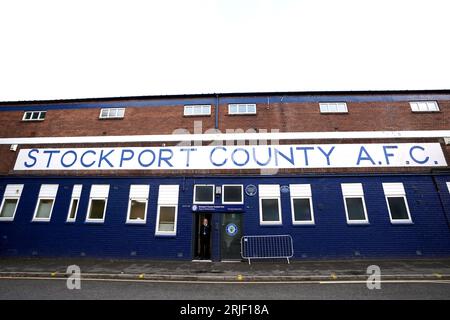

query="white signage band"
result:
[13,143,447,171]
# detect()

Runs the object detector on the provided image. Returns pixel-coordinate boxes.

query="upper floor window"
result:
[382,183,412,224]
[22,111,46,121]
[228,103,257,115]
[86,184,110,223]
[0,184,24,221]
[222,185,243,204]
[155,185,179,236]
[409,101,439,112]
[259,184,282,225]
[32,184,59,222]
[126,185,149,224]
[319,102,348,113]
[99,108,125,119]
[184,105,211,116]
[341,183,368,224]
[194,185,215,204]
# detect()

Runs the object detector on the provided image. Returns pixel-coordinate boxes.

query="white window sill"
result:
[126,220,147,224]
[155,232,177,237]
[390,220,413,225]
[31,219,51,222]
[85,219,105,224]
[292,221,315,226]
[346,221,370,225]
[0,217,15,222]
[260,222,283,226]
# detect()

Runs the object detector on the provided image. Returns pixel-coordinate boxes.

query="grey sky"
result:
[0,0,449,101]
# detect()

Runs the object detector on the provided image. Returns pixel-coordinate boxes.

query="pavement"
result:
[1,257,450,282]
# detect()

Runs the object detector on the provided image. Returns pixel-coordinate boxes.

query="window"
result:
[86,185,109,223]
[0,184,24,221]
[99,108,125,119]
[259,185,282,225]
[22,111,46,121]
[155,185,179,235]
[184,105,211,116]
[228,103,257,115]
[382,183,412,224]
[126,185,149,224]
[32,184,58,222]
[193,185,215,204]
[290,184,314,225]
[222,185,243,204]
[319,102,348,113]
[66,185,82,223]
[409,101,439,112]
[341,183,368,224]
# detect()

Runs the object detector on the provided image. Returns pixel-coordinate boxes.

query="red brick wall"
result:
[0,98,449,176]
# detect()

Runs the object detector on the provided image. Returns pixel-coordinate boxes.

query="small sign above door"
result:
[192,204,245,213]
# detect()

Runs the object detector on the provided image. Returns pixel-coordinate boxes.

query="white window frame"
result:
[383,183,412,224]
[341,183,369,224]
[22,111,46,121]
[228,103,257,115]
[66,185,82,223]
[155,184,180,236]
[66,198,80,223]
[290,184,314,225]
[319,102,348,113]
[193,184,215,204]
[126,185,149,224]
[86,198,108,223]
[409,101,439,112]
[99,108,125,119]
[85,185,110,223]
[222,184,244,204]
[447,182,450,194]
[0,184,24,222]
[183,105,211,116]
[155,204,178,236]
[259,184,282,226]
[32,184,59,222]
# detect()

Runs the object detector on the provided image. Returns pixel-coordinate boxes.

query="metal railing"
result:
[241,235,294,264]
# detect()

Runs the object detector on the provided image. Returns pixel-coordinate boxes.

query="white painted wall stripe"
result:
[1,130,450,145]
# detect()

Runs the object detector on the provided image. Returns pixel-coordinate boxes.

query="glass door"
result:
[220,213,243,260]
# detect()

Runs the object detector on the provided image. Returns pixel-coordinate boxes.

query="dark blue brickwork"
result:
[0,174,450,260]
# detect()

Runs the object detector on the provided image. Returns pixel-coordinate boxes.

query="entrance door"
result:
[220,213,243,260]
[193,213,212,260]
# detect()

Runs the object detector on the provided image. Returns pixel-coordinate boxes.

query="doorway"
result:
[193,213,212,260]
[220,213,243,260]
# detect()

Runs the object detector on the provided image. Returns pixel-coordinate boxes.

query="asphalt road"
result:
[0,278,449,300]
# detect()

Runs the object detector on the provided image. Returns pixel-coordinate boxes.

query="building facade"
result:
[0,90,450,261]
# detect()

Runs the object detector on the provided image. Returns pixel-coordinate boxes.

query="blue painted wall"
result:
[0,174,450,260]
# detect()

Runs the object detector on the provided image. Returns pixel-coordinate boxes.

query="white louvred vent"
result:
[382,183,405,196]
[259,184,280,197]
[90,185,110,198]
[158,185,179,205]
[341,183,364,197]
[71,185,82,198]
[289,184,312,197]
[130,185,150,199]
[4,184,24,197]
[38,184,59,198]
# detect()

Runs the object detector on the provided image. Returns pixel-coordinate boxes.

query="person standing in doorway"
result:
[199,218,211,260]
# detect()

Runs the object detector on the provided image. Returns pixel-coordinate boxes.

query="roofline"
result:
[1,89,450,106]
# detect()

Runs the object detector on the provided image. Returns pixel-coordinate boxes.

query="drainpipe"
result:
[431,171,450,229]
[215,94,219,130]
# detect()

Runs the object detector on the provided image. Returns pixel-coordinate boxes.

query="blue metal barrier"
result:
[241,235,294,264]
